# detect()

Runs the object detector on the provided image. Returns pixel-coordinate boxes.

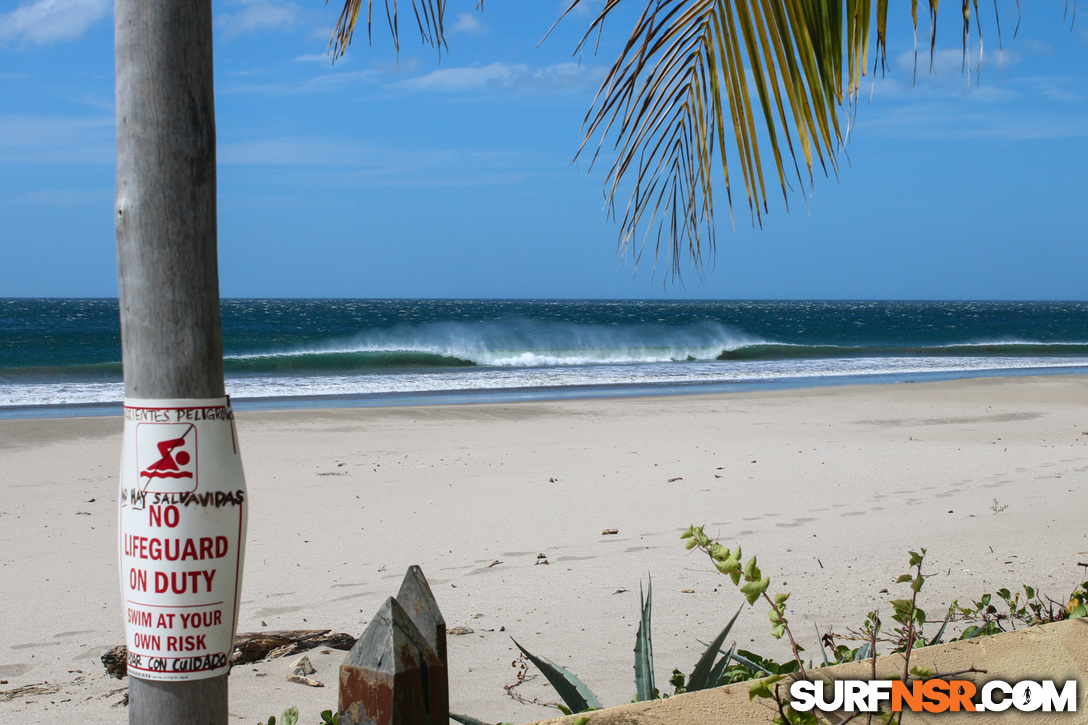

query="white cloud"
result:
[303,68,383,88]
[217,134,561,187]
[392,61,605,92]
[1014,76,1084,104]
[526,61,606,90]
[218,0,299,38]
[395,62,528,91]
[220,137,365,166]
[0,188,112,207]
[0,114,114,163]
[449,12,484,36]
[295,52,337,64]
[560,0,602,18]
[894,47,1021,79]
[1019,38,1057,57]
[0,0,110,45]
[221,66,386,95]
[863,103,1088,141]
[307,24,336,43]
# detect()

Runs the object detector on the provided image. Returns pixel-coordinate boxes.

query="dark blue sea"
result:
[3,299,1088,414]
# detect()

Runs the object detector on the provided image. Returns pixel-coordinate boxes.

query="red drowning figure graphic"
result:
[141,428,194,480]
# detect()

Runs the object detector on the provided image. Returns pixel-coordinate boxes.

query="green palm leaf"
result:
[332,1,1011,276]
[564,0,851,278]
[330,0,470,58]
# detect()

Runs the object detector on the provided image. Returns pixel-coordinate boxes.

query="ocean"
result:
[3,298,1088,416]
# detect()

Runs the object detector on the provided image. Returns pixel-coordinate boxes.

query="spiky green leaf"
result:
[634,578,656,701]
[687,604,743,691]
[730,649,771,676]
[927,604,953,646]
[512,639,603,713]
[449,714,491,725]
[706,642,737,689]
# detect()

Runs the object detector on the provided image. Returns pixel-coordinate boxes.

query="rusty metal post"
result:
[339,597,449,725]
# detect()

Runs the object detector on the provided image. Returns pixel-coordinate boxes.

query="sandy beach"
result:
[2,375,1088,723]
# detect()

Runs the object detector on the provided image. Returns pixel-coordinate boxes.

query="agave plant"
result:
[494,578,744,715]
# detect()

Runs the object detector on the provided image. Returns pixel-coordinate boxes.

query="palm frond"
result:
[328,2,1017,278]
[329,0,451,59]
[565,0,857,279]
[565,0,1012,278]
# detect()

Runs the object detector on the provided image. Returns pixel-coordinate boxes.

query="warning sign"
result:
[119,398,248,682]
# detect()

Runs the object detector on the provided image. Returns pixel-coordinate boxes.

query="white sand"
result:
[2,376,1088,723]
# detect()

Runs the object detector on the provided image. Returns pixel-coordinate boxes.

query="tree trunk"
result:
[115,0,227,722]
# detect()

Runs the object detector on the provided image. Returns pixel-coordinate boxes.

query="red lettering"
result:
[133,632,160,651]
[166,635,208,652]
[153,570,216,594]
[129,567,147,592]
[147,505,179,527]
[125,536,229,561]
[127,607,152,627]
[178,609,224,629]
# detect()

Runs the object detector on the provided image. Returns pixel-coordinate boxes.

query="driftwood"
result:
[0,682,62,702]
[101,629,356,679]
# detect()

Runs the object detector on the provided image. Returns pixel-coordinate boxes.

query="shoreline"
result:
[3,364,1088,421]
[3,374,1088,722]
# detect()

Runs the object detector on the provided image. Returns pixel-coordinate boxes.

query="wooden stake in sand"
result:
[340,568,449,725]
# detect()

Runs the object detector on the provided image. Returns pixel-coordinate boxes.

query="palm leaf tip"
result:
[570,0,859,279]
[330,0,450,59]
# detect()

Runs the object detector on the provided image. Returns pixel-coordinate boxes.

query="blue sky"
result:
[1,0,1086,300]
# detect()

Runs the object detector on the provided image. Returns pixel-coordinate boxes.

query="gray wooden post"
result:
[339,597,449,725]
[396,565,447,669]
[115,0,228,722]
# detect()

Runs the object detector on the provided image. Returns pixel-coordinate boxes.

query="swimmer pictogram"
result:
[141,428,195,480]
[137,423,198,493]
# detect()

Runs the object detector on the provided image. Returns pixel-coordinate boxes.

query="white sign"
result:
[119,398,248,681]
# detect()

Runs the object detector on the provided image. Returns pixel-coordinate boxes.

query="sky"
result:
[0,0,1086,300]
